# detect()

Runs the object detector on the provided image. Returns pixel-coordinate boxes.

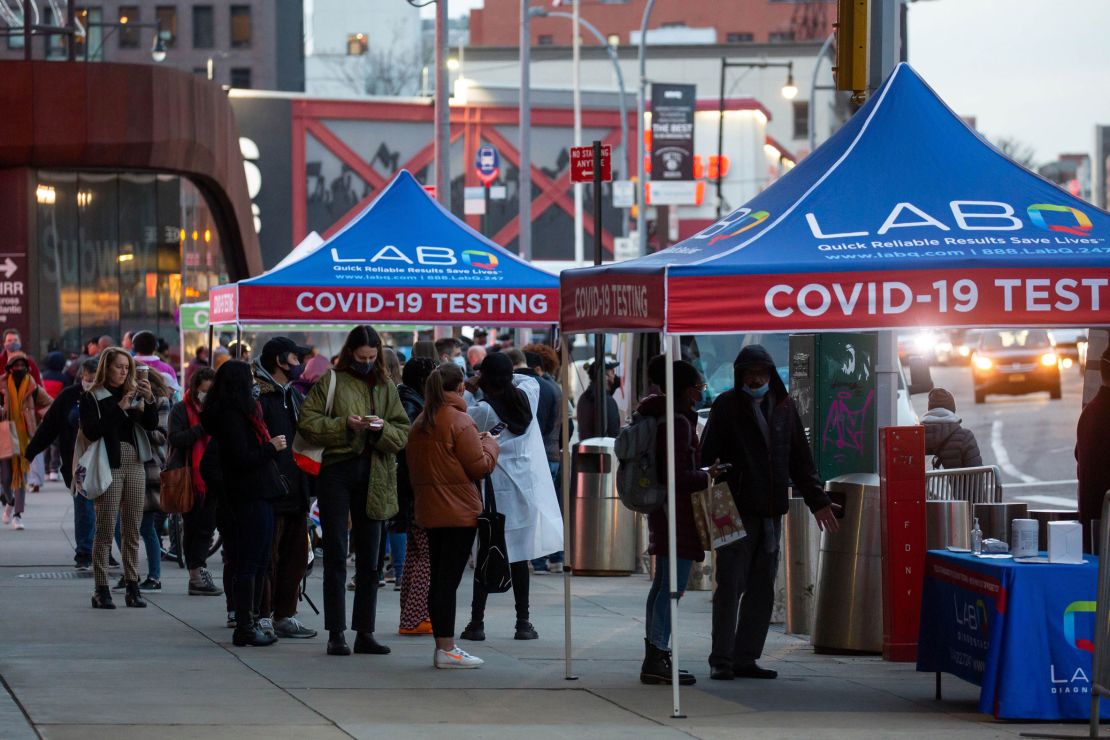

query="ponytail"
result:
[415,363,466,432]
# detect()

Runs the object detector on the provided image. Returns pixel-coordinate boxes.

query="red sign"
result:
[422,185,436,199]
[560,270,665,333]
[570,145,612,183]
[0,172,29,343]
[879,426,927,662]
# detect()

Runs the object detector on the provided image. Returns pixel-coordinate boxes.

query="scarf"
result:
[184,391,210,498]
[5,374,32,490]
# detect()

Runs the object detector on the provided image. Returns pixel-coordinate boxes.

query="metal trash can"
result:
[785,497,820,635]
[973,502,1029,545]
[571,438,638,576]
[811,473,882,654]
[927,500,970,551]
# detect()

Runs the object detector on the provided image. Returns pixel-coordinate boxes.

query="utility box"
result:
[789,333,878,481]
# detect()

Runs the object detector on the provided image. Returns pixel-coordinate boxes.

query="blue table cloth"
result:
[917,550,1107,720]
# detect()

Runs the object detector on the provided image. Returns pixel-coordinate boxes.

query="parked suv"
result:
[971,329,1061,403]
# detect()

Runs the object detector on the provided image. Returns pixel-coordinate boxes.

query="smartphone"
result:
[364,415,384,430]
[489,421,508,437]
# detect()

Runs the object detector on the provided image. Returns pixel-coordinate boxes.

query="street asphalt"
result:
[0,482,1097,739]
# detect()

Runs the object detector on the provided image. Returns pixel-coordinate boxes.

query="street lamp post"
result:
[715,59,796,220]
[434,0,450,209]
[519,0,532,262]
[635,0,656,256]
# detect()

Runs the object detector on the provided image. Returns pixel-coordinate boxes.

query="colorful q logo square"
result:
[1028,204,1093,237]
[461,250,499,271]
[1063,600,1097,654]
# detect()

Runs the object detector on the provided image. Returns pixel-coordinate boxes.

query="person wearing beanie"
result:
[921,388,982,470]
[700,344,838,681]
[1076,346,1110,549]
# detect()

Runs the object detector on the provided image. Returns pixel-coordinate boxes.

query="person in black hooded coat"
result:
[699,345,839,681]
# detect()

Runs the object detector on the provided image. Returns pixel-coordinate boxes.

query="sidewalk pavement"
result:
[0,483,1084,739]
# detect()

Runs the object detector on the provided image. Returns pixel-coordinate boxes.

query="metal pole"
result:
[22,0,31,60]
[664,334,683,717]
[560,339,577,681]
[572,0,583,265]
[592,140,606,438]
[66,0,75,61]
[635,0,656,255]
[808,33,835,153]
[715,58,726,220]
[519,0,532,261]
[434,0,450,208]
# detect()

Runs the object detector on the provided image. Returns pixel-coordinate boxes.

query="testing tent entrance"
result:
[559,63,1110,717]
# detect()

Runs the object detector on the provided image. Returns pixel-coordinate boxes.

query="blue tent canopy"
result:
[561,64,1110,334]
[211,170,559,326]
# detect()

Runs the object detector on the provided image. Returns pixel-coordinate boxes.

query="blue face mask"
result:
[742,382,770,399]
[452,355,467,370]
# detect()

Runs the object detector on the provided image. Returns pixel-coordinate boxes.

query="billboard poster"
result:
[650,83,696,182]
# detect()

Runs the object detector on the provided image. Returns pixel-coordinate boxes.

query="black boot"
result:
[640,640,696,685]
[124,581,146,608]
[327,630,351,656]
[91,585,115,609]
[232,578,275,647]
[353,632,391,655]
[460,621,485,641]
[513,620,538,640]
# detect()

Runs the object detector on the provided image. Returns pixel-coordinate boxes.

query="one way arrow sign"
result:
[0,258,17,279]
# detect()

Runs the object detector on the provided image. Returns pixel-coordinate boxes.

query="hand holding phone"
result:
[364,415,384,431]
[489,421,508,437]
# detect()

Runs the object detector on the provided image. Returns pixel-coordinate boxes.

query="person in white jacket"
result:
[460,352,563,642]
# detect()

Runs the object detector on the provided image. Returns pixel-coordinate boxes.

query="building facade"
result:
[0,0,304,90]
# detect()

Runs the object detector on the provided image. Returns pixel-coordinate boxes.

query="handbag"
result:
[143,459,163,513]
[159,448,194,514]
[73,400,113,501]
[0,421,17,459]
[474,476,512,593]
[292,370,336,476]
[691,481,747,551]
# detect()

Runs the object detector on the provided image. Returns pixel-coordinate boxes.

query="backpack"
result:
[614,412,665,513]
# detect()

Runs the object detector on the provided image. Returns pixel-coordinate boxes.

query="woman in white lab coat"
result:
[459,352,563,642]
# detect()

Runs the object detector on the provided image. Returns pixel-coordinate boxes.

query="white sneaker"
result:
[11,515,24,531]
[258,617,276,637]
[434,647,484,669]
[1,505,11,525]
[47,472,59,482]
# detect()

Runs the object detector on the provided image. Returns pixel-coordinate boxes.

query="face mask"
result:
[197,390,207,403]
[81,379,94,392]
[5,342,20,352]
[350,361,373,376]
[743,382,770,399]
[452,355,467,370]
[250,385,261,400]
[10,369,27,382]
[285,362,305,381]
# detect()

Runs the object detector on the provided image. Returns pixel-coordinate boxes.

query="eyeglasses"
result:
[693,383,708,392]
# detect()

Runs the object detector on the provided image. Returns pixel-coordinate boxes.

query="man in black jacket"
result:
[254,337,316,639]
[700,345,839,681]
[26,359,99,568]
[1077,347,1110,550]
[577,360,620,440]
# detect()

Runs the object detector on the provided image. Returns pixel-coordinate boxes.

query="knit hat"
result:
[927,387,956,413]
[4,351,28,370]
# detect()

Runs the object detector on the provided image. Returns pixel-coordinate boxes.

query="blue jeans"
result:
[74,494,95,558]
[387,531,407,581]
[645,556,693,650]
[141,511,161,581]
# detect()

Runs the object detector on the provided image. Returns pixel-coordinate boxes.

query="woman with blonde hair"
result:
[81,348,159,609]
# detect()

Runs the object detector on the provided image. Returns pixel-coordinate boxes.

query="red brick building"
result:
[471,0,834,47]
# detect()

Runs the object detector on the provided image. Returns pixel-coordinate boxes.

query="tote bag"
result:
[692,481,747,551]
[73,401,112,501]
[159,454,193,514]
[292,371,336,476]
[475,477,512,594]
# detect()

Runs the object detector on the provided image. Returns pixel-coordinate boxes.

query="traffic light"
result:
[834,0,869,102]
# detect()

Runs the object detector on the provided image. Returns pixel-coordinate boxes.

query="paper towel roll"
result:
[1011,518,1039,558]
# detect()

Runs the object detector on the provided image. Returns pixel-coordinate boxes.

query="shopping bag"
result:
[0,421,18,459]
[73,435,112,501]
[475,477,512,593]
[692,482,747,550]
[292,370,336,476]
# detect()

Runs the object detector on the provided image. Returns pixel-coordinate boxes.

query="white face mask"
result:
[81,379,94,392]
[197,390,208,404]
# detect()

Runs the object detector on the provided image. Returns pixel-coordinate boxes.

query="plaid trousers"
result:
[93,442,146,587]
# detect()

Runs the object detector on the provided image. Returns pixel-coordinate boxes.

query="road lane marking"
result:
[1005,479,1078,489]
[990,419,1038,484]
[1013,493,1078,508]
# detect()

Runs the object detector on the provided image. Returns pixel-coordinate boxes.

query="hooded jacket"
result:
[921,407,982,470]
[255,363,310,513]
[701,345,828,518]
[639,394,707,562]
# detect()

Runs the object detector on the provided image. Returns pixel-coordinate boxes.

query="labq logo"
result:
[461,250,499,270]
[1063,600,1097,654]
[330,244,501,271]
[1028,204,1093,237]
[699,208,771,245]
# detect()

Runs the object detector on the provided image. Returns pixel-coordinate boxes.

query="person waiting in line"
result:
[169,368,223,597]
[26,358,100,566]
[465,344,486,376]
[185,346,210,387]
[700,345,839,680]
[639,360,723,686]
[254,338,318,640]
[576,360,621,441]
[921,388,982,470]
[82,348,159,609]
[298,325,410,657]
[408,363,499,668]
[379,347,409,589]
[0,331,42,386]
[436,338,464,369]
[396,357,438,635]
[131,331,181,396]
[0,353,53,530]
[200,361,286,647]
[411,340,437,362]
[460,352,563,643]
[40,351,70,482]
[1077,347,1110,550]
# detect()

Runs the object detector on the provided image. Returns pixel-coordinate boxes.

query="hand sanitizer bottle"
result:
[971,517,983,556]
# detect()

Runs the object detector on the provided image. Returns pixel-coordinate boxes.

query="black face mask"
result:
[350,361,373,376]
[10,369,27,383]
[284,362,305,381]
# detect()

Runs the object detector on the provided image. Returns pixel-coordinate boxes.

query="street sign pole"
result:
[484,184,491,236]
[592,139,606,439]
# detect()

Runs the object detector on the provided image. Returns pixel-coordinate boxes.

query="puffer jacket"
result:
[297,368,410,520]
[408,394,499,529]
[922,408,982,470]
[255,364,310,514]
[640,395,707,562]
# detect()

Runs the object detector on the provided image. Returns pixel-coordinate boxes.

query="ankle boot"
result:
[327,630,351,656]
[91,585,116,609]
[353,632,391,655]
[460,619,485,641]
[124,581,146,608]
[232,578,275,647]
[640,640,696,685]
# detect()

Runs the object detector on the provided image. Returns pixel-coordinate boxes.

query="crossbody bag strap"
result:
[324,370,337,416]
[481,476,498,515]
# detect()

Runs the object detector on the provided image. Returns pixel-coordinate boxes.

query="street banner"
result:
[650,83,696,182]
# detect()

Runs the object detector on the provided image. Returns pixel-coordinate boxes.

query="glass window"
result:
[230,5,251,48]
[769,30,796,43]
[792,100,809,140]
[75,7,104,60]
[346,33,367,55]
[725,32,753,43]
[192,5,214,49]
[43,7,68,58]
[537,34,553,45]
[230,67,252,89]
[119,6,140,48]
[77,173,121,342]
[155,6,177,47]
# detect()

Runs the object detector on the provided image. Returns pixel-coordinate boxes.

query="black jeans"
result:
[426,526,477,638]
[710,515,781,670]
[317,457,384,633]
[471,560,530,624]
[183,490,219,570]
[232,498,274,582]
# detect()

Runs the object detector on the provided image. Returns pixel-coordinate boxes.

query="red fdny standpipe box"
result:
[879,426,927,662]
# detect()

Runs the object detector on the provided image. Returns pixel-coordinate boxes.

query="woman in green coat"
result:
[298,325,410,656]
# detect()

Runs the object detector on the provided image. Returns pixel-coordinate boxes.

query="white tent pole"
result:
[664,333,683,717]
[560,338,577,680]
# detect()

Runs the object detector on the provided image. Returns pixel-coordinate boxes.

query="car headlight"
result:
[1040,352,1058,367]
[958,346,971,357]
[973,356,993,370]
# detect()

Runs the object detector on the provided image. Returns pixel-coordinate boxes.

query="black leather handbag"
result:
[475,477,512,594]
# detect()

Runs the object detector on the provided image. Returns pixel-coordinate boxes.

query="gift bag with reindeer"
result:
[692,482,747,550]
